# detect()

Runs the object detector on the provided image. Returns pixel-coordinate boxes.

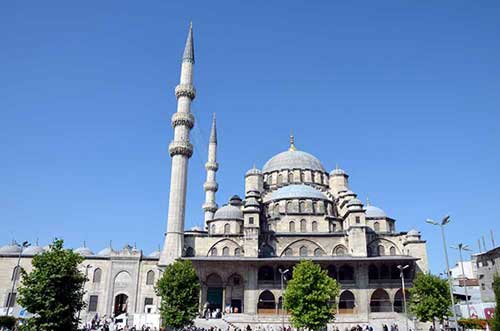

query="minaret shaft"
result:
[203,115,219,226]
[159,23,196,266]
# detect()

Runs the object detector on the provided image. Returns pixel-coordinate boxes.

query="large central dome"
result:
[263,149,325,173]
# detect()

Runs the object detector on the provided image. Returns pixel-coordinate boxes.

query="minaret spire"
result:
[160,23,197,266]
[203,113,219,226]
[289,132,296,151]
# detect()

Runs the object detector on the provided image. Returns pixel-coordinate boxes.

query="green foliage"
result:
[17,239,87,331]
[284,260,340,331]
[458,318,490,330]
[155,259,200,329]
[0,316,17,329]
[408,273,451,323]
[492,275,500,331]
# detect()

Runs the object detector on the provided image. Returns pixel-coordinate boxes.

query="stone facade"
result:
[0,23,429,327]
[474,246,500,303]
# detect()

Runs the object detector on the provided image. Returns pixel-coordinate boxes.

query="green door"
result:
[207,287,223,310]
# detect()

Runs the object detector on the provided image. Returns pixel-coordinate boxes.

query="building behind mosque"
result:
[0,24,428,327]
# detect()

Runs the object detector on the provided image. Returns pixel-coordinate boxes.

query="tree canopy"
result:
[155,259,200,329]
[408,273,451,324]
[284,260,340,331]
[17,239,87,331]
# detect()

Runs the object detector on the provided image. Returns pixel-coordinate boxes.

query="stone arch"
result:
[332,244,348,256]
[93,268,102,283]
[114,270,131,284]
[393,288,410,313]
[288,171,294,183]
[367,238,401,255]
[300,219,306,232]
[206,273,223,286]
[289,221,295,232]
[299,246,308,256]
[222,246,229,256]
[146,270,155,285]
[207,238,243,256]
[280,239,326,257]
[390,246,396,256]
[374,222,380,232]
[312,221,318,232]
[257,290,276,314]
[224,223,230,234]
[314,248,324,256]
[370,288,391,312]
[338,290,356,314]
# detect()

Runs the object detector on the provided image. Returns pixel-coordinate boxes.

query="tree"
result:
[408,273,451,327]
[155,259,200,330]
[492,275,500,331]
[17,239,87,331]
[284,260,340,331]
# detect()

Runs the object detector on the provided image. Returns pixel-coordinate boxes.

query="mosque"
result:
[0,24,428,327]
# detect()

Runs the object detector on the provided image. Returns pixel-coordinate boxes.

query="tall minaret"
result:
[202,114,219,226]
[159,23,196,266]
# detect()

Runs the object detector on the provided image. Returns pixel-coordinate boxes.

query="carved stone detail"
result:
[175,84,196,99]
[169,141,193,157]
[171,112,195,129]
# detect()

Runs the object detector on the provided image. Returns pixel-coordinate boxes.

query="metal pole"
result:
[281,272,284,331]
[440,224,458,330]
[401,270,409,331]
[458,246,471,318]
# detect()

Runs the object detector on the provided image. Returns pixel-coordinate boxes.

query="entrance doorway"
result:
[207,287,223,310]
[114,294,128,316]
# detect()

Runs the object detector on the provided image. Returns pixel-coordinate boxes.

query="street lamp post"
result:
[451,243,472,318]
[5,241,30,317]
[426,216,458,330]
[397,264,410,331]
[278,268,289,331]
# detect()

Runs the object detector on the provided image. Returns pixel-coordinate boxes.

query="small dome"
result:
[213,204,243,220]
[365,205,387,218]
[74,247,94,256]
[190,225,202,231]
[244,197,259,207]
[271,184,327,200]
[0,242,21,255]
[148,250,160,258]
[97,247,116,256]
[23,245,45,255]
[229,195,243,206]
[407,229,420,236]
[263,150,325,173]
[245,167,262,176]
[330,168,348,176]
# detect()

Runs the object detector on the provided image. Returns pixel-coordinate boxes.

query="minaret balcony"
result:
[168,141,193,157]
[171,112,195,129]
[203,181,219,192]
[175,84,196,99]
[205,161,219,171]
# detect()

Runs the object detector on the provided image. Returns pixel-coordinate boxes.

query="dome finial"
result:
[366,197,371,206]
[289,132,296,151]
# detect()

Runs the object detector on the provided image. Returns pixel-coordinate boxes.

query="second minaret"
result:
[202,114,219,226]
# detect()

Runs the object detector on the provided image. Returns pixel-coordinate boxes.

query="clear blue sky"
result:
[1,1,499,274]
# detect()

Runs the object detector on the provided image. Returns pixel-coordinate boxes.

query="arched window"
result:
[224,223,230,234]
[374,222,380,232]
[93,268,102,283]
[299,201,306,213]
[390,246,396,256]
[370,289,391,312]
[288,172,294,183]
[11,266,20,281]
[286,201,293,214]
[394,289,410,313]
[368,265,379,281]
[314,248,323,256]
[289,221,295,233]
[327,265,337,279]
[299,246,308,257]
[146,270,155,285]
[312,221,318,232]
[332,223,337,232]
[300,219,306,232]
[334,245,347,256]
[211,224,216,234]
[185,247,194,257]
[284,248,292,256]
[260,244,275,258]
[277,173,283,185]
[367,247,373,256]
[378,245,385,256]
[300,171,306,182]
[222,246,229,256]
[210,247,217,256]
[338,265,354,282]
[234,248,241,256]
[258,266,274,281]
[339,290,356,314]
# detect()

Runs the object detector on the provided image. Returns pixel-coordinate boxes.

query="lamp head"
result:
[426,219,438,226]
[441,215,451,225]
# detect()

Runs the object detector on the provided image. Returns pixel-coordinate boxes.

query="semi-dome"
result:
[271,184,327,201]
[0,242,21,255]
[365,205,387,218]
[347,198,363,206]
[263,150,325,173]
[213,204,243,220]
[23,245,45,255]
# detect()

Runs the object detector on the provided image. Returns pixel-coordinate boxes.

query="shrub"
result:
[0,316,17,329]
[458,318,490,330]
